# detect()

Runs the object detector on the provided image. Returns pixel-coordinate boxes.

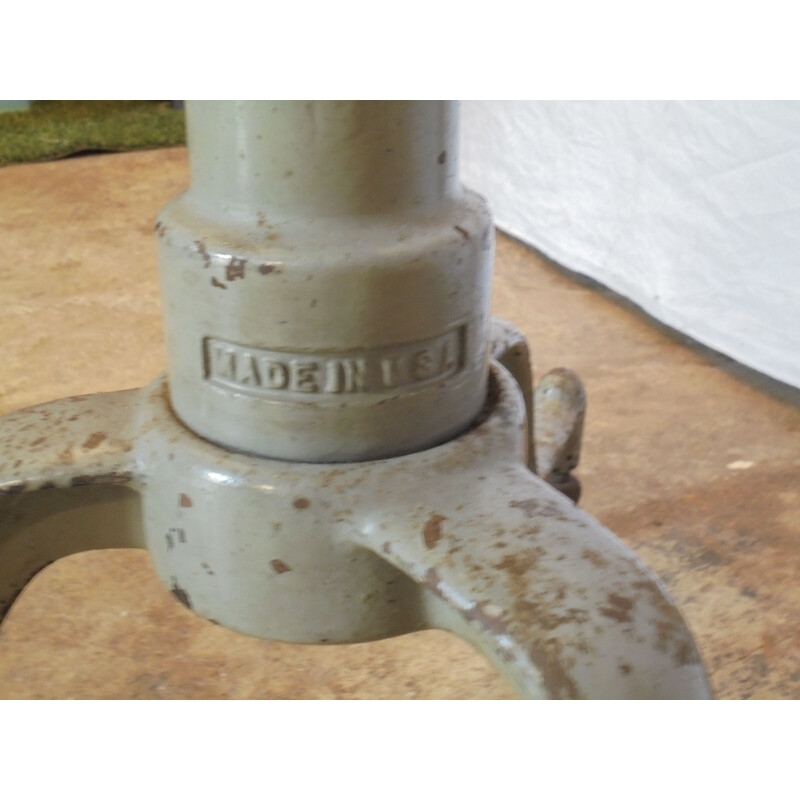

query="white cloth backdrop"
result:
[461,101,800,389]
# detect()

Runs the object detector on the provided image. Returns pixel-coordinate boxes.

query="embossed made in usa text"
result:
[203,327,465,399]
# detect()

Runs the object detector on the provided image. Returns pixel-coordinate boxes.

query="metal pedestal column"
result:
[0,101,711,699]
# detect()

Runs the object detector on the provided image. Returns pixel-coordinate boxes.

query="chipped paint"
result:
[170,578,192,609]
[423,513,446,549]
[82,432,107,449]
[463,600,507,635]
[599,593,635,624]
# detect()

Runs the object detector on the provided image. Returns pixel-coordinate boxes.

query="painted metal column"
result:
[157,101,494,462]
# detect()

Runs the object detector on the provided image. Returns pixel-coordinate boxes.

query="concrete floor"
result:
[1,147,799,699]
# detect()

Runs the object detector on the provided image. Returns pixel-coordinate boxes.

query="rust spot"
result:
[675,640,694,666]
[609,593,634,610]
[494,548,541,578]
[319,468,346,488]
[514,598,588,631]
[270,559,292,574]
[170,578,192,610]
[257,262,280,275]
[56,446,74,466]
[266,232,279,241]
[195,240,211,267]
[528,640,582,699]
[632,579,700,666]
[179,493,193,508]
[382,542,392,554]
[437,150,447,164]
[465,555,483,575]
[155,221,166,238]
[619,662,633,675]
[423,513,446,549]
[210,277,227,289]
[30,437,46,447]
[653,618,678,652]
[488,540,594,692]
[581,548,608,568]
[600,606,631,622]
[293,497,310,509]
[509,498,539,518]
[226,258,247,281]
[82,431,107,450]
[454,225,470,240]
[599,593,635,623]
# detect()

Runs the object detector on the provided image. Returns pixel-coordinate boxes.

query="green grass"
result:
[0,100,186,167]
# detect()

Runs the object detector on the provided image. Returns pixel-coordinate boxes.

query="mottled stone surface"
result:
[1,148,799,698]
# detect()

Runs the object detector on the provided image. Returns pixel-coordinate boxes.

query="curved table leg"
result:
[0,390,145,622]
[349,464,711,699]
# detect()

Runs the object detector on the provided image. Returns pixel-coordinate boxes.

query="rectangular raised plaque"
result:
[203,326,466,399]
